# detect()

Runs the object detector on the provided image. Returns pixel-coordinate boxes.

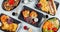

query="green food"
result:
[42,18,59,32]
[49,30,53,32]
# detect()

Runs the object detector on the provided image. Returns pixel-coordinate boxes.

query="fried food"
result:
[12,23,18,31]
[22,10,30,17]
[38,0,56,15]
[39,0,49,12]
[1,15,9,23]
[2,22,18,31]
[1,15,18,32]
[2,22,9,30]
[30,11,38,18]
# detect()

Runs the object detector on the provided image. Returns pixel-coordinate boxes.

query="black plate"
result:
[0,14,21,32]
[18,6,45,27]
[2,0,20,11]
[35,1,59,16]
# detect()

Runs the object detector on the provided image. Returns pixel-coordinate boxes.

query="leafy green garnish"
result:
[49,30,53,32]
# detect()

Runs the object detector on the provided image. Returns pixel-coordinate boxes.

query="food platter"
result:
[35,0,59,16]
[40,17,60,32]
[2,0,21,11]
[0,13,21,32]
[0,0,60,32]
[18,6,45,27]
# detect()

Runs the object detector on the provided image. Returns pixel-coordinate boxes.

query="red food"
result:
[8,0,15,5]
[48,27,51,30]
[37,3,42,8]
[24,26,28,30]
[52,27,57,32]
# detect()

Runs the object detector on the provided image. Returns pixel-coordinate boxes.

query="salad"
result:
[42,18,59,32]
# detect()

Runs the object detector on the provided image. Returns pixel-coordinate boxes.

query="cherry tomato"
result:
[8,0,15,5]
[48,27,51,30]
[52,27,57,32]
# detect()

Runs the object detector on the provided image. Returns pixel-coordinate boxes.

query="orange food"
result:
[30,11,38,18]
[12,23,18,31]
[1,15,18,32]
[22,10,30,17]
[42,18,59,32]
[8,23,18,31]
[1,15,9,23]
[2,22,9,30]
[8,24,14,31]
[43,20,54,29]
[2,22,18,31]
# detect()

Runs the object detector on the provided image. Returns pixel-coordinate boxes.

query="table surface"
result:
[0,0,60,32]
